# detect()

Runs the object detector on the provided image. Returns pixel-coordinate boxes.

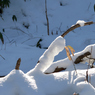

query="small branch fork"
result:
[61,21,94,37]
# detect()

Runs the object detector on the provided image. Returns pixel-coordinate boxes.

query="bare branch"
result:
[15,58,21,70]
[61,21,94,37]
[45,0,49,35]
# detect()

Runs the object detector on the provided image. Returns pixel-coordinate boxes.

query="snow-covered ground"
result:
[0,0,95,95]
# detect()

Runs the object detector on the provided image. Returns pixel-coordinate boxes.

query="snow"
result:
[76,20,86,27]
[1,42,95,95]
[0,0,95,95]
[76,82,95,95]
[0,70,39,95]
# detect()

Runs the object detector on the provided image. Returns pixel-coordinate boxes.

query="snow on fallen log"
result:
[44,44,95,74]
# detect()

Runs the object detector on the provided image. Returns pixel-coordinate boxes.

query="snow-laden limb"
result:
[76,20,86,27]
[44,44,95,74]
[27,36,65,74]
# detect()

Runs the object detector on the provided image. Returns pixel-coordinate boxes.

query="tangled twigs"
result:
[0,55,5,60]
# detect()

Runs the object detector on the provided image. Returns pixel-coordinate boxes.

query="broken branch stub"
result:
[15,58,21,70]
[61,21,94,37]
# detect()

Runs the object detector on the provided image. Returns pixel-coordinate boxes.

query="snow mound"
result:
[0,70,39,95]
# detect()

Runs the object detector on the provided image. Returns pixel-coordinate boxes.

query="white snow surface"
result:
[0,0,95,95]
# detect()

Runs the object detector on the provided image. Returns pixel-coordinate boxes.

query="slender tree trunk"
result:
[45,0,49,35]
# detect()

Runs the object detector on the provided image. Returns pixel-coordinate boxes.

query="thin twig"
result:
[2,33,10,42]
[10,27,30,36]
[21,38,32,44]
[87,2,91,11]
[86,56,95,60]
[0,55,5,60]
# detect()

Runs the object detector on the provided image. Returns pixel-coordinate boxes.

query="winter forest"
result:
[0,0,95,95]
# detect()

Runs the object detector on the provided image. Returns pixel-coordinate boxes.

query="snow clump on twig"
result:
[76,20,86,27]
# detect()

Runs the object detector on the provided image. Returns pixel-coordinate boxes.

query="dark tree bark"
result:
[45,67,66,74]
[74,52,91,64]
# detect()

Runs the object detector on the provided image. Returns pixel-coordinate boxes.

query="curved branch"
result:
[61,21,94,37]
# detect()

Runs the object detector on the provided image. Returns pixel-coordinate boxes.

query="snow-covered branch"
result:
[44,44,95,74]
[61,21,94,37]
[27,36,66,74]
[28,20,95,75]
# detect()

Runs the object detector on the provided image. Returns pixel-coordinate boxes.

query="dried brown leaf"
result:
[67,45,75,56]
[65,46,72,60]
